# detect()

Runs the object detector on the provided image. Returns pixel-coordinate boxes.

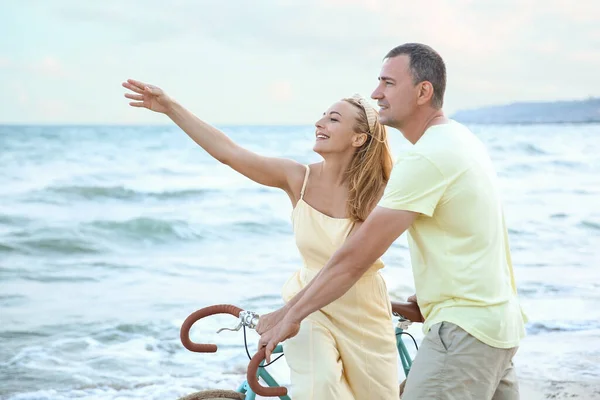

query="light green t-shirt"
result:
[379,121,527,349]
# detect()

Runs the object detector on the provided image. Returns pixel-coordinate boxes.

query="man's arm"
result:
[255,267,325,334]
[287,206,417,322]
[259,206,417,360]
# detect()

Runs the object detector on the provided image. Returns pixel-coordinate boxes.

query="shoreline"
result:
[254,362,600,400]
[253,379,600,399]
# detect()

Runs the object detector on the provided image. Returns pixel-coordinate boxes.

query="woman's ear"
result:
[352,133,368,147]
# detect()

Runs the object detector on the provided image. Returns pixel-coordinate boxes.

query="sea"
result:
[1,123,599,399]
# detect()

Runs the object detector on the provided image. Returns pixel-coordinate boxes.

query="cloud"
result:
[571,50,600,65]
[47,0,597,74]
[51,1,387,66]
[5,83,30,106]
[3,81,69,119]
[56,2,188,44]
[321,0,382,11]
[0,56,66,77]
[17,90,28,106]
[268,80,293,102]
[33,57,65,77]
[38,99,70,118]
[0,57,12,68]
[544,0,600,23]
[1,0,598,123]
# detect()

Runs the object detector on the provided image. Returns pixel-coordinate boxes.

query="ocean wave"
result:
[2,218,289,257]
[527,320,600,335]
[518,283,571,296]
[0,330,51,341]
[2,321,178,367]
[0,318,256,399]
[20,274,99,284]
[579,220,600,231]
[0,242,18,253]
[573,189,599,196]
[545,159,585,169]
[87,217,288,242]
[0,214,32,226]
[521,143,547,155]
[86,217,203,242]
[47,185,141,200]
[0,294,28,307]
[501,163,536,173]
[230,220,290,235]
[2,225,108,256]
[16,237,105,255]
[493,142,548,155]
[507,228,533,236]
[550,213,568,219]
[42,185,215,202]
[502,158,586,174]
[86,261,142,271]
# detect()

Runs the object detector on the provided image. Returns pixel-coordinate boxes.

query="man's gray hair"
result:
[385,43,447,109]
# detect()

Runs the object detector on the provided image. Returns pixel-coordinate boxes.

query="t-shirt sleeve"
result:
[378,153,448,217]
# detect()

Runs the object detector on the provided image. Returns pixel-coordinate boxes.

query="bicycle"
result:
[178,302,423,399]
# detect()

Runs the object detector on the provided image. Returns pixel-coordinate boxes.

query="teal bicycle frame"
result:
[237,318,414,400]
[237,344,289,400]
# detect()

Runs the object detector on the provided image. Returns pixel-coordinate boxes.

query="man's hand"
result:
[407,293,418,303]
[258,316,300,363]
[256,305,289,335]
[399,378,407,397]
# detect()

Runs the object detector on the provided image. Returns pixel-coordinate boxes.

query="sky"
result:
[0,0,598,125]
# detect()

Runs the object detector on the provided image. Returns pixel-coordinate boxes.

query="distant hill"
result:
[451,97,600,124]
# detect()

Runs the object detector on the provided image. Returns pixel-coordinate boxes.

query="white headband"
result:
[350,93,378,133]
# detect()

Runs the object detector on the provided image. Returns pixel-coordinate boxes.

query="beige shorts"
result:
[401,322,519,400]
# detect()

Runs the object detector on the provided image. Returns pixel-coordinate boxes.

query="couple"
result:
[123,43,527,399]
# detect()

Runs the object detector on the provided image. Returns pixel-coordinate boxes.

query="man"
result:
[258,43,527,399]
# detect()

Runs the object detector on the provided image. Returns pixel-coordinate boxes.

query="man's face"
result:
[371,55,418,129]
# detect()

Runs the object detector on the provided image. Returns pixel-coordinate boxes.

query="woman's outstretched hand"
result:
[122,79,174,114]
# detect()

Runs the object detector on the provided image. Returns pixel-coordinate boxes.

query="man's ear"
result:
[416,81,434,106]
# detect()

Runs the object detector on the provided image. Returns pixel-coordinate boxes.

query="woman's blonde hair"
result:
[342,96,394,223]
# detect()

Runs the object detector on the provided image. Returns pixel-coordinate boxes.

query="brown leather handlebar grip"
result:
[246,347,288,397]
[391,301,424,323]
[180,304,244,353]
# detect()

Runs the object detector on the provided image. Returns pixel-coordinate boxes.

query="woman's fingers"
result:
[129,101,145,108]
[122,81,145,95]
[124,93,144,101]
[126,78,148,90]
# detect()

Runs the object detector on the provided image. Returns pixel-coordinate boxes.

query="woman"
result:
[122,79,399,399]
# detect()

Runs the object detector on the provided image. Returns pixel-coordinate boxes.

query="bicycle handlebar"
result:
[391,301,424,323]
[180,303,289,397]
[181,301,421,397]
[180,304,244,353]
[247,346,289,397]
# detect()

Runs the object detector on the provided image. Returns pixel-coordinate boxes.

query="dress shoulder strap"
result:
[300,165,310,200]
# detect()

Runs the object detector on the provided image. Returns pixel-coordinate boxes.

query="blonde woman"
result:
[122,78,399,399]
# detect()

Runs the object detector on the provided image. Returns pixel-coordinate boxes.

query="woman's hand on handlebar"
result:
[256,305,289,335]
[258,315,300,363]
